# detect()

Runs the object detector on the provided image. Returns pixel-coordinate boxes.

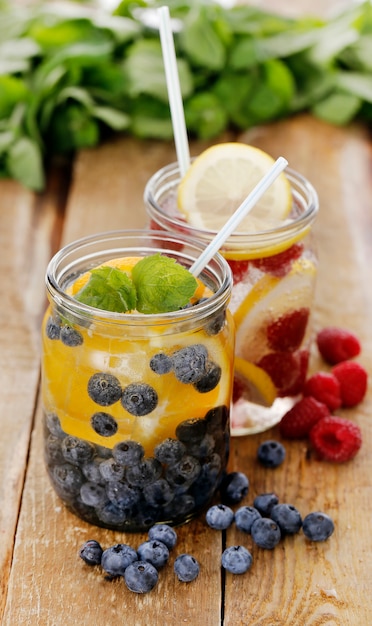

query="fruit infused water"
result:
[144,143,319,435]
[42,231,234,531]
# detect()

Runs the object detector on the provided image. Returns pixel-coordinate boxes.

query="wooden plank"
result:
[0,162,70,617]
[222,115,372,624]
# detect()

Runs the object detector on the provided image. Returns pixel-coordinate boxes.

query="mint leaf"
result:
[132,254,198,314]
[75,266,137,313]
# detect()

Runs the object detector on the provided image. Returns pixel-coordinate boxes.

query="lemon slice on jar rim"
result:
[177,143,292,234]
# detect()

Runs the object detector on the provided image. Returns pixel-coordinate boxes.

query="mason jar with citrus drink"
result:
[144,143,319,435]
[42,230,234,530]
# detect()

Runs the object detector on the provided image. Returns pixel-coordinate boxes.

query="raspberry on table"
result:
[303,371,342,411]
[316,326,361,364]
[309,415,362,462]
[279,396,330,439]
[331,361,368,407]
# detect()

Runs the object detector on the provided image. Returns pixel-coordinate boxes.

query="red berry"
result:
[267,308,309,352]
[316,327,361,365]
[309,416,362,462]
[303,372,342,412]
[252,243,303,277]
[227,259,251,283]
[279,396,330,439]
[331,361,368,407]
[257,352,300,393]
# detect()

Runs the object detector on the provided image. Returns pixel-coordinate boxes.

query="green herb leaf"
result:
[132,253,198,314]
[75,266,137,313]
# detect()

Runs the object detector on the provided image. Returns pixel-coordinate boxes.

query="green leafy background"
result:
[1,0,371,190]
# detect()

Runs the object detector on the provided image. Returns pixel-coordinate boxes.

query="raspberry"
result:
[331,361,368,407]
[316,327,361,365]
[267,308,309,352]
[309,416,362,462]
[279,396,330,439]
[303,372,342,411]
[256,352,300,393]
[227,259,251,283]
[251,243,303,277]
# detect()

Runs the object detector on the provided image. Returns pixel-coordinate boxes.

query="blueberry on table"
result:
[302,511,335,541]
[219,471,249,505]
[251,517,281,549]
[124,561,159,593]
[174,554,200,582]
[253,492,279,517]
[221,546,253,574]
[79,539,103,566]
[148,524,177,550]
[206,504,234,530]
[101,544,138,577]
[234,506,261,534]
[137,540,169,569]
[90,412,118,437]
[121,383,158,416]
[270,503,302,535]
[87,372,122,406]
[257,440,286,468]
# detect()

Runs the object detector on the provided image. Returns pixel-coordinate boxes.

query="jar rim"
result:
[45,229,232,325]
[144,163,319,253]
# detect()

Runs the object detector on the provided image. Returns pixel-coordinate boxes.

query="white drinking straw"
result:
[158,5,190,177]
[189,156,289,277]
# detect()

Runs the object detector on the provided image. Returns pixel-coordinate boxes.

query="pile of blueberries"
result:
[44,407,229,532]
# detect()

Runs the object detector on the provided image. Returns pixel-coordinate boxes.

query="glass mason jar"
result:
[144,162,319,436]
[42,230,234,531]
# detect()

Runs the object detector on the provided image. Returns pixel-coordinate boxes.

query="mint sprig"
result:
[74,254,198,314]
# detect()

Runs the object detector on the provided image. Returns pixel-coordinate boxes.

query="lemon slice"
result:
[234,258,316,364]
[178,143,292,233]
[234,357,277,407]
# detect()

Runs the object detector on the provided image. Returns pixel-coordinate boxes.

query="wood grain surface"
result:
[1,1,371,624]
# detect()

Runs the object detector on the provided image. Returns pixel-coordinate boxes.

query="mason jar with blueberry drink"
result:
[42,230,234,531]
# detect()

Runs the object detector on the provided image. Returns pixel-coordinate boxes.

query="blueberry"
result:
[45,435,64,464]
[124,561,158,593]
[52,463,83,497]
[45,413,64,437]
[193,362,221,393]
[234,506,261,534]
[176,418,207,444]
[132,503,160,528]
[206,504,234,530]
[143,479,174,507]
[82,457,104,483]
[90,412,118,437]
[88,372,122,406]
[150,353,173,374]
[302,512,335,541]
[221,546,253,574]
[99,458,125,482]
[251,517,281,549]
[154,438,186,464]
[61,435,95,466]
[97,501,127,527]
[163,494,195,519]
[270,503,302,535]
[46,315,61,340]
[187,433,215,459]
[257,440,286,468]
[106,481,140,510]
[219,471,249,505]
[125,458,162,487]
[79,539,103,566]
[121,383,158,416]
[112,440,144,466]
[174,554,200,582]
[137,540,169,569]
[253,492,279,517]
[205,310,226,336]
[205,405,229,435]
[148,524,177,550]
[60,325,83,346]
[101,544,138,577]
[80,482,107,507]
[165,455,201,488]
[172,344,208,384]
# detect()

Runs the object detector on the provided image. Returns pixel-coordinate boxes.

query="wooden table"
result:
[1,2,371,624]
